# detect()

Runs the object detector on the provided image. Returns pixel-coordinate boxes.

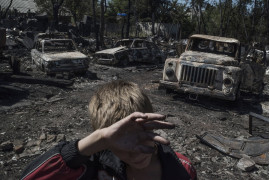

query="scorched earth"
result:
[0,54,268,180]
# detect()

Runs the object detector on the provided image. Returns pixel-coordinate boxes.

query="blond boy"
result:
[21,80,196,180]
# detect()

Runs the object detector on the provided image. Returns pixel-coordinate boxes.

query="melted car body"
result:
[31,34,89,75]
[94,39,165,66]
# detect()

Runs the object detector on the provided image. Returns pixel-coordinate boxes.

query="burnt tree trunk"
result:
[151,0,156,35]
[51,0,64,31]
[92,0,99,50]
[1,0,13,19]
[121,19,126,39]
[125,0,131,38]
[199,2,207,35]
[70,0,81,28]
[191,0,201,34]
[134,0,138,37]
[251,0,258,42]
[100,0,105,48]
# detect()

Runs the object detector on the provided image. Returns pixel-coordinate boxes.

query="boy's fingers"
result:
[128,112,148,121]
[143,120,175,130]
[135,113,166,123]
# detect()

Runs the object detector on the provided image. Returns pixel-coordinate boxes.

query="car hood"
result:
[43,51,87,61]
[180,51,238,66]
[95,47,127,55]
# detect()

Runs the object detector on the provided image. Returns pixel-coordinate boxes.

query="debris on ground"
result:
[197,132,269,165]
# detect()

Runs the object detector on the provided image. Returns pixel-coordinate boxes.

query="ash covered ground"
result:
[0,52,269,180]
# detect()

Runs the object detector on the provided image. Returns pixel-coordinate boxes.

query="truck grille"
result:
[180,65,217,86]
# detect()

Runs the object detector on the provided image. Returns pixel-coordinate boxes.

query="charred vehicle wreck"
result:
[31,33,89,75]
[160,34,242,101]
[94,39,165,66]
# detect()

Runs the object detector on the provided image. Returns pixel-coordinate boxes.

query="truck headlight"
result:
[223,78,233,87]
[163,60,178,81]
[165,68,174,77]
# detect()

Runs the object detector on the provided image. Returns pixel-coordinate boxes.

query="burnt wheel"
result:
[235,87,241,101]
[75,70,87,76]
[165,88,174,94]
[121,58,129,67]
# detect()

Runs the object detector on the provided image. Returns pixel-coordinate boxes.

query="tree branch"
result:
[2,0,13,19]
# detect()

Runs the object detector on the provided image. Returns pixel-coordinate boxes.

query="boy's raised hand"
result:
[103,112,175,154]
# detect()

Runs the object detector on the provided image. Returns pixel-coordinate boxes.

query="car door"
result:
[131,40,150,62]
[145,41,156,62]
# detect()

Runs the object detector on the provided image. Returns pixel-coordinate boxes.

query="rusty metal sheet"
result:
[190,34,240,44]
[180,51,238,66]
[197,132,269,165]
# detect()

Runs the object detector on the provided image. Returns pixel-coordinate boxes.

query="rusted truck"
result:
[159,34,243,101]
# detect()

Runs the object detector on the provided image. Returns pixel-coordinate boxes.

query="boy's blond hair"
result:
[89,80,153,130]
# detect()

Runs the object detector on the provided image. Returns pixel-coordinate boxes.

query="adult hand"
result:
[103,112,175,154]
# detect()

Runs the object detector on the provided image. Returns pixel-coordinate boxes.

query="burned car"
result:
[94,39,165,66]
[31,33,89,75]
[160,34,242,101]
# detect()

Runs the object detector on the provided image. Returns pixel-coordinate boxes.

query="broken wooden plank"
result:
[4,75,73,87]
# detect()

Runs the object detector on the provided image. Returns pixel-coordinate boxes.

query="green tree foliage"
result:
[106,0,128,23]
[34,0,53,16]
[0,0,13,19]
[35,0,91,22]
[191,0,269,44]
[62,0,91,24]
[34,0,268,45]
[34,0,64,30]
[166,0,195,39]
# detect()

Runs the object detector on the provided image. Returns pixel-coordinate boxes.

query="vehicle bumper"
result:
[45,65,88,74]
[97,58,117,65]
[159,80,236,101]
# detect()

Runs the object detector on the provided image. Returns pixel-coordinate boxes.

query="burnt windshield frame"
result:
[43,40,76,53]
[189,38,237,57]
[114,40,133,48]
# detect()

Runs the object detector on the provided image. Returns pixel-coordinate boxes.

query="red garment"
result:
[175,152,197,180]
[21,141,197,180]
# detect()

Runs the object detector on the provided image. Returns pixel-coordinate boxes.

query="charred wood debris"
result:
[0,13,269,180]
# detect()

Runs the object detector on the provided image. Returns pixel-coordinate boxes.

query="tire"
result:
[10,56,20,73]
[155,57,163,65]
[75,70,87,76]
[165,88,174,94]
[41,64,45,72]
[234,84,241,101]
[154,58,159,65]
[121,58,129,67]
[235,88,241,101]
[47,72,56,77]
